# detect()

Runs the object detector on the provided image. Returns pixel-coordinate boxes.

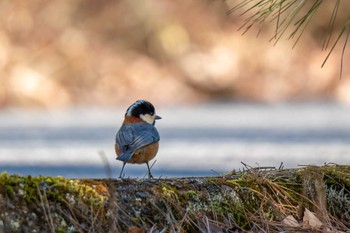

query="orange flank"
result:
[115,142,159,164]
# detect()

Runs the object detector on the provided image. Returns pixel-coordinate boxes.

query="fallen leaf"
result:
[282,215,300,228]
[303,208,323,229]
[128,226,145,233]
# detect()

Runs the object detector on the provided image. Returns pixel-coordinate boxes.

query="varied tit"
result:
[115,100,161,178]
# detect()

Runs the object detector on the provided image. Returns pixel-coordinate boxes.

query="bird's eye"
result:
[150,112,154,116]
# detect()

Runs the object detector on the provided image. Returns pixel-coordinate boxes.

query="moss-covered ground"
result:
[0,165,349,232]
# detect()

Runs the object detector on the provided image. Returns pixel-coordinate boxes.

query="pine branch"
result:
[230,0,350,76]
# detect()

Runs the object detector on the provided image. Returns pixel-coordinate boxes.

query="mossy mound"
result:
[0,172,109,232]
[0,165,349,232]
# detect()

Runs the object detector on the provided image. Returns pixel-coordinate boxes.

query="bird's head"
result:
[125,100,161,125]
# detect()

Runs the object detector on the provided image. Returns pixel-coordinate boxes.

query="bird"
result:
[115,100,161,179]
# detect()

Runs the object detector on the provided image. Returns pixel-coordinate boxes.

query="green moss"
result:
[185,190,197,197]
[0,172,109,232]
[131,217,142,224]
[1,165,349,232]
[323,165,350,189]
[160,184,179,201]
[0,173,106,206]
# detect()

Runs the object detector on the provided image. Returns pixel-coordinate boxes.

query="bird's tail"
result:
[116,152,133,162]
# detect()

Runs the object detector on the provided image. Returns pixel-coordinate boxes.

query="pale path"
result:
[0,103,349,178]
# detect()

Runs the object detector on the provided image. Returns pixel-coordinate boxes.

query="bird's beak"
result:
[155,115,162,120]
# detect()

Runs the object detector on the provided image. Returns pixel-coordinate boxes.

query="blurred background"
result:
[0,1,349,178]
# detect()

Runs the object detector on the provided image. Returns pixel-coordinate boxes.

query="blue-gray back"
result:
[115,122,160,161]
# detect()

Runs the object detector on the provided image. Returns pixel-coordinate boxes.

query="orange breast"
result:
[115,142,159,164]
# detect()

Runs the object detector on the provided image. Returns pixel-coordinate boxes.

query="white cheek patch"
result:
[140,114,155,124]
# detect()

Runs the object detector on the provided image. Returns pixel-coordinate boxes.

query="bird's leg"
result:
[119,162,126,179]
[146,161,153,179]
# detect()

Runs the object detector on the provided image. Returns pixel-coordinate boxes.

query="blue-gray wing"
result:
[115,122,160,162]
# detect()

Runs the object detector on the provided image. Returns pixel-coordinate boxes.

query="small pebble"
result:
[135,191,147,198]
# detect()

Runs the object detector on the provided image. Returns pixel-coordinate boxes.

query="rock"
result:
[6,202,14,209]
[135,191,147,198]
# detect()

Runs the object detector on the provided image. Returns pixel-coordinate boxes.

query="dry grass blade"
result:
[58,206,84,233]
[98,150,113,179]
[36,184,56,233]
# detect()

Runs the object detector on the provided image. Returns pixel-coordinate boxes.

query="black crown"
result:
[126,100,155,117]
